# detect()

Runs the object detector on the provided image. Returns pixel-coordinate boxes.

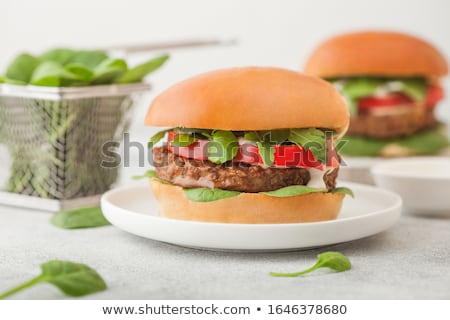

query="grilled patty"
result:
[153,147,338,192]
[348,106,436,138]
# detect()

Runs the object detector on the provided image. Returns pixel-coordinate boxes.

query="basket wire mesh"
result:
[0,83,149,200]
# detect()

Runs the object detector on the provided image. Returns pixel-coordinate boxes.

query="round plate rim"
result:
[101,182,402,251]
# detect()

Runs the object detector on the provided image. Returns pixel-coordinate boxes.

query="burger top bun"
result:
[145,67,350,138]
[304,31,448,81]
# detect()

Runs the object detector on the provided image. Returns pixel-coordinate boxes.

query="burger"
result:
[144,67,352,224]
[304,31,449,157]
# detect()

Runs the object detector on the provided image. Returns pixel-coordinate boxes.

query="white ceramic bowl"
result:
[371,158,450,215]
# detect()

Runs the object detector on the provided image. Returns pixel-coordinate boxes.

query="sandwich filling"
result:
[145,128,352,201]
[153,146,338,192]
[329,77,449,155]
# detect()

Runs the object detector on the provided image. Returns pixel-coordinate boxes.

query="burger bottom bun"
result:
[150,180,345,224]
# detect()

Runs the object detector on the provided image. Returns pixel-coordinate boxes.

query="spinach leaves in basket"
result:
[0,49,169,87]
[0,49,169,199]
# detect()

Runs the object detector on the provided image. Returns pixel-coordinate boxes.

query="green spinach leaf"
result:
[148,129,170,148]
[175,128,212,137]
[59,63,94,86]
[30,61,63,86]
[270,251,351,277]
[51,206,110,229]
[207,130,238,164]
[341,125,449,156]
[340,78,383,116]
[289,128,327,163]
[133,170,157,180]
[91,58,127,84]
[267,129,290,144]
[397,126,450,153]
[40,48,76,65]
[6,53,41,83]
[243,130,289,144]
[182,184,354,202]
[332,187,354,198]
[67,50,109,69]
[2,78,27,85]
[116,54,169,84]
[171,133,198,147]
[262,185,327,197]
[340,135,387,156]
[64,63,94,82]
[184,188,240,202]
[256,141,275,167]
[0,260,107,299]
[341,78,383,100]
[243,131,261,141]
[398,78,427,101]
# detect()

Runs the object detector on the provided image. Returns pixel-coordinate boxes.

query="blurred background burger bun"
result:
[304,31,448,81]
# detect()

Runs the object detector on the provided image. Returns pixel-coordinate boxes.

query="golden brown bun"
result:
[150,179,345,224]
[146,67,349,138]
[304,31,448,80]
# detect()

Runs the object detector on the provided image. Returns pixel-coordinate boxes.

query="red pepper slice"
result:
[166,131,338,169]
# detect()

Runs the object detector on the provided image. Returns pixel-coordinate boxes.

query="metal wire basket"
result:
[0,83,150,201]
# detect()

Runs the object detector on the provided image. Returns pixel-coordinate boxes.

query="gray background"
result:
[1,0,450,299]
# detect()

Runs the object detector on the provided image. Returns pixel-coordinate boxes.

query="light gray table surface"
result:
[0,200,449,300]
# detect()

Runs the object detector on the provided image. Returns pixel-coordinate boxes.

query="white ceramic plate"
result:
[101,182,402,251]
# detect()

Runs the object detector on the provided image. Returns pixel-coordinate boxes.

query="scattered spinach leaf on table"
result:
[0,260,107,299]
[51,206,111,229]
[270,252,351,277]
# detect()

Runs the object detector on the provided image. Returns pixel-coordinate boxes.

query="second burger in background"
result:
[305,31,449,157]
[144,67,352,224]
